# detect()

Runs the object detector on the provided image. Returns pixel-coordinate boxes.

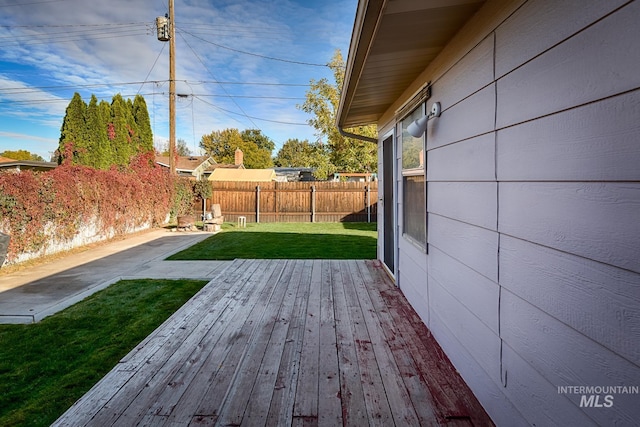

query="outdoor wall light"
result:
[407,102,441,138]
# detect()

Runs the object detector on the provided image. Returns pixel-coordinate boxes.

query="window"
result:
[401,105,426,247]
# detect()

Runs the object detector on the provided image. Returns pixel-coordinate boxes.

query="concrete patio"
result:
[0,229,228,324]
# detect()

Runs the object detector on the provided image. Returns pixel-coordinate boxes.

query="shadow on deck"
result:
[53,259,492,426]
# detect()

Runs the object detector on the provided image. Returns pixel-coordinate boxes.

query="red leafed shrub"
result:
[0,152,185,264]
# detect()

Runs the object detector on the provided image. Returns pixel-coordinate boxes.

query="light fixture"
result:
[407,102,441,138]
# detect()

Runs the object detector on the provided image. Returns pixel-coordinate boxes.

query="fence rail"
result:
[199,181,378,223]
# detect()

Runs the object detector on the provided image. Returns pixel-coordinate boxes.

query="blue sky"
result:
[0,0,357,161]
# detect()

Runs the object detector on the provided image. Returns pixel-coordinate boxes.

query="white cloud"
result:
[0,0,357,158]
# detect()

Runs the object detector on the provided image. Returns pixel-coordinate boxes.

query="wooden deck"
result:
[53,259,493,426]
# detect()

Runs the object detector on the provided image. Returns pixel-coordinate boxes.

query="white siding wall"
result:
[389,0,640,424]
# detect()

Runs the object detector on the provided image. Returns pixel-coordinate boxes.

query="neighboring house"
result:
[337,0,639,425]
[0,156,57,172]
[155,155,242,180]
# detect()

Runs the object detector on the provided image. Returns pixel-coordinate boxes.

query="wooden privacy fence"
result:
[204,181,378,223]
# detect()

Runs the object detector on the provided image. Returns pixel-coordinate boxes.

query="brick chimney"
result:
[234,147,243,166]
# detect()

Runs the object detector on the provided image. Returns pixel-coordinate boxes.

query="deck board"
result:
[53,259,493,427]
[317,260,342,427]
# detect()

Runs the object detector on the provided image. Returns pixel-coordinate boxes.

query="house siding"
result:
[383,0,640,424]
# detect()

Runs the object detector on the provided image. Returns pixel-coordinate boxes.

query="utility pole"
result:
[156,2,176,174]
[168,0,176,175]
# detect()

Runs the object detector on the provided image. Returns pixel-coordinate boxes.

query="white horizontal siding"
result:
[497,90,640,181]
[428,306,528,426]
[429,277,501,383]
[500,235,640,366]
[427,245,498,333]
[433,35,494,109]
[499,182,640,273]
[428,132,495,182]
[495,0,628,78]
[501,343,598,426]
[427,84,495,149]
[428,181,497,230]
[501,289,640,425]
[397,237,428,325]
[428,214,498,282]
[496,1,640,128]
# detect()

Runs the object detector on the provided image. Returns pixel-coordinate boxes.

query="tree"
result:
[273,138,333,179]
[161,138,191,156]
[58,92,89,164]
[86,95,112,169]
[241,129,275,153]
[132,95,153,154]
[0,150,44,162]
[110,94,135,168]
[57,93,153,169]
[298,49,377,174]
[200,128,274,169]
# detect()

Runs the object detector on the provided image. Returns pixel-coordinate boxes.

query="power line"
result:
[178,30,260,130]
[0,81,165,94]
[0,0,67,7]
[189,81,310,87]
[179,23,339,45]
[194,95,308,126]
[156,92,305,101]
[0,30,150,46]
[178,27,329,68]
[0,25,148,41]
[0,80,309,93]
[0,21,149,28]
[137,43,166,95]
[194,94,305,100]
[0,93,161,104]
[0,20,151,46]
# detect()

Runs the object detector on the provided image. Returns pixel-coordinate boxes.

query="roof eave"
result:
[337,0,387,130]
[337,0,487,129]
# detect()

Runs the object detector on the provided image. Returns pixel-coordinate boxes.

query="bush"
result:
[171,177,195,219]
[0,152,185,264]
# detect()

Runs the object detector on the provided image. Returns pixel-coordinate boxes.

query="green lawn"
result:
[167,222,378,260]
[0,278,207,427]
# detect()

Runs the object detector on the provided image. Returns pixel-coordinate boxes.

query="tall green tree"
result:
[110,94,135,167]
[200,128,274,169]
[132,95,153,154]
[0,150,44,162]
[58,92,89,164]
[98,100,111,134]
[298,50,377,174]
[85,95,112,169]
[57,93,154,169]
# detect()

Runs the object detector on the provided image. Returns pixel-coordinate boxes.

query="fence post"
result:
[275,181,279,222]
[256,185,261,223]
[311,185,316,223]
[366,185,370,223]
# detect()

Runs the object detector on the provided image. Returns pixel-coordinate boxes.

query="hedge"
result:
[0,152,192,264]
